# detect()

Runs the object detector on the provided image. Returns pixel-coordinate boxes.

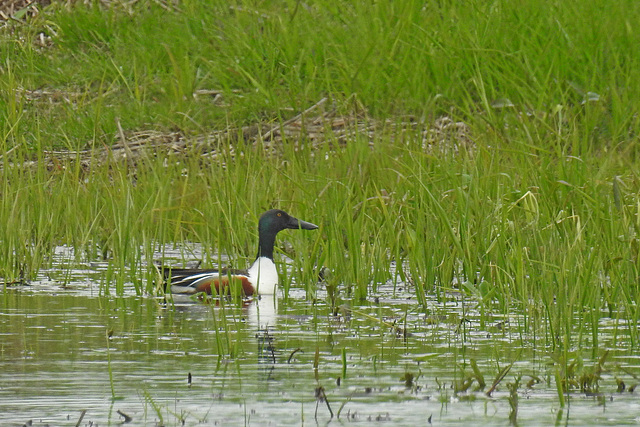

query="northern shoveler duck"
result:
[163,209,318,296]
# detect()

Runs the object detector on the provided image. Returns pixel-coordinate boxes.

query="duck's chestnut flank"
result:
[189,275,255,296]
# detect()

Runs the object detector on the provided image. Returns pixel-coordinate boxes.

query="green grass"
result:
[2,0,640,352]
[5,0,640,146]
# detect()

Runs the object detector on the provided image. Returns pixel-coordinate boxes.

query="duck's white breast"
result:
[247,256,279,294]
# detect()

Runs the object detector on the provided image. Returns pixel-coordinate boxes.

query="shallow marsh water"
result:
[1,247,640,426]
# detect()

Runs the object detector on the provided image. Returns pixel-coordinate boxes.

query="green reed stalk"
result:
[105,329,117,400]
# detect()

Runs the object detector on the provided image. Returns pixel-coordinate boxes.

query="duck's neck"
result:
[256,229,277,260]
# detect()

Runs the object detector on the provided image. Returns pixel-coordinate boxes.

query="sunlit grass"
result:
[1,0,640,360]
[4,0,640,146]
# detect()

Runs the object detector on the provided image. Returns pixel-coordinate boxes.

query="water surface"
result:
[1,246,639,426]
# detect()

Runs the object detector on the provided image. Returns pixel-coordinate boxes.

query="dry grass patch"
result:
[4,97,474,172]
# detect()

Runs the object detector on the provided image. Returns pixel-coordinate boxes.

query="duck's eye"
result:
[277,213,282,217]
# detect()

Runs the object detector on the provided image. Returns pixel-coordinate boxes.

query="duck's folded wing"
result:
[163,267,253,295]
